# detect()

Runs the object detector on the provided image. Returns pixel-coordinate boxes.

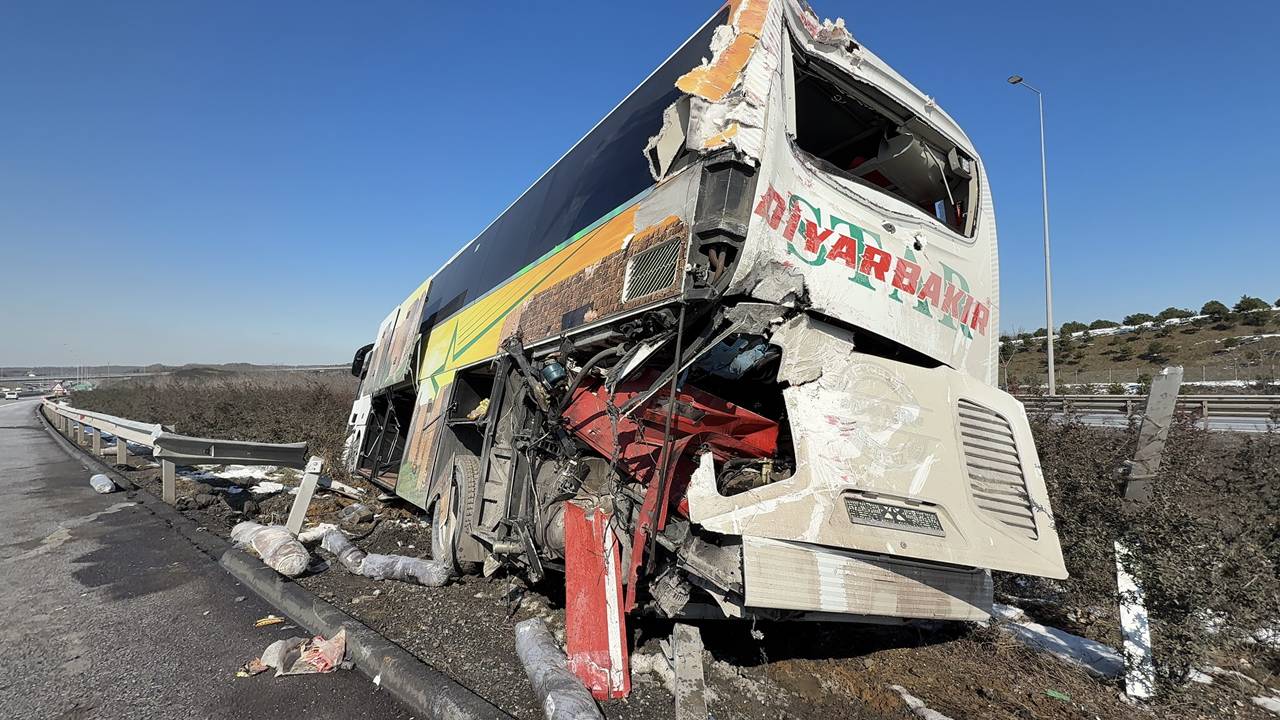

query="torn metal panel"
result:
[564,501,631,700]
[689,0,1002,383]
[734,259,806,307]
[742,536,991,621]
[687,314,1067,579]
[645,97,691,179]
[341,393,371,472]
[647,0,782,178]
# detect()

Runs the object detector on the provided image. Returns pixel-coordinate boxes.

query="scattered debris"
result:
[89,473,116,494]
[337,503,374,528]
[254,614,285,628]
[237,657,270,677]
[232,522,311,577]
[254,628,349,677]
[466,398,490,421]
[631,652,676,696]
[890,685,955,720]
[1045,689,1071,702]
[249,481,287,496]
[319,529,450,587]
[297,523,338,545]
[514,618,604,720]
[319,477,364,500]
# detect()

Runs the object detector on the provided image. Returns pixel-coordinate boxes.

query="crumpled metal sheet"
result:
[686,314,1068,580]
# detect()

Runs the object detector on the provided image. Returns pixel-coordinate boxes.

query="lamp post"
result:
[1008,74,1056,395]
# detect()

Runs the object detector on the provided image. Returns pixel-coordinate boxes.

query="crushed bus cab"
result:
[343,0,1067,699]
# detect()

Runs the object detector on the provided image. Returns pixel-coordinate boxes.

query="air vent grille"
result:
[957,399,1038,539]
[622,238,682,303]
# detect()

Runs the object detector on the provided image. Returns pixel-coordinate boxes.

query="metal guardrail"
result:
[42,399,308,467]
[153,434,308,467]
[1016,394,1280,419]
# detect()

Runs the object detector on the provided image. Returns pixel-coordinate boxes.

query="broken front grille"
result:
[621,237,682,303]
[957,399,1038,539]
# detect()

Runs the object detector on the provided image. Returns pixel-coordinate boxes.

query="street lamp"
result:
[1008,74,1056,395]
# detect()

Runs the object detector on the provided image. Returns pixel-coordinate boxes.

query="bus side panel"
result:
[396,388,447,509]
[392,173,700,510]
[363,278,431,396]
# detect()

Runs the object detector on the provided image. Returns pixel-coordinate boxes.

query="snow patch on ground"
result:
[891,685,955,720]
[991,604,1124,678]
[1254,694,1280,716]
[191,464,281,480]
[249,481,287,496]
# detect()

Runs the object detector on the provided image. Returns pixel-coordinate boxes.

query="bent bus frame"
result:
[344,0,1067,698]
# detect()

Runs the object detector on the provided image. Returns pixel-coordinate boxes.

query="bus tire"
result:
[432,454,482,576]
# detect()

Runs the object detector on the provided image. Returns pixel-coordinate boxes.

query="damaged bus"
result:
[344,0,1067,699]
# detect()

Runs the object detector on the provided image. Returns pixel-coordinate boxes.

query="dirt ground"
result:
[94,447,1276,720]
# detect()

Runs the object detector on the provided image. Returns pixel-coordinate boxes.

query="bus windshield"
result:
[791,46,978,236]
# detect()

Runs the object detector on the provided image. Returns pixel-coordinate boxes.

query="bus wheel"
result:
[432,454,481,575]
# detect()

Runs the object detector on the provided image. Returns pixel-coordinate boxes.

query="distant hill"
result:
[1001,297,1279,390]
[0,362,343,380]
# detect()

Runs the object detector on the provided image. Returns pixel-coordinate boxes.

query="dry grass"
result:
[71,370,359,477]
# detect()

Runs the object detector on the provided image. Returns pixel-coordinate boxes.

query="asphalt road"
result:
[0,398,413,719]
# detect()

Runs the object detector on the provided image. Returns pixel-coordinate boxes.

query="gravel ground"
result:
[98,440,1275,720]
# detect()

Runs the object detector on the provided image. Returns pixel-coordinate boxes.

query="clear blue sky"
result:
[1,1,1275,366]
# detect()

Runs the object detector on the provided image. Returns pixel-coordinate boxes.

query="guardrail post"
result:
[91,425,101,455]
[285,456,325,535]
[161,461,176,504]
[115,436,129,466]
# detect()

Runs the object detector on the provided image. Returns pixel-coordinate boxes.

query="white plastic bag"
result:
[319,529,450,586]
[320,529,367,574]
[232,521,311,577]
[515,618,603,720]
[360,553,451,587]
[89,474,116,494]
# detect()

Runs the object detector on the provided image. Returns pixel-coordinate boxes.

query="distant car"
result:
[3,391,18,400]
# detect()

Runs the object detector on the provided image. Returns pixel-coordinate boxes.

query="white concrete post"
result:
[162,461,176,504]
[116,436,129,466]
[672,623,709,720]
[285,456,325,535]
[1116,365,1183,700]
[91,426,101,455]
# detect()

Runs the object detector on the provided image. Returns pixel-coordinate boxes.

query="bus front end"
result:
[647,0,1068,622]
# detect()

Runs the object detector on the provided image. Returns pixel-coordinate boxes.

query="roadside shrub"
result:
[1156,307,1193,321]
[1234,295,1270,313]
[71,372,359,478]
[1008,415,1280,686]
[1201,300,1230,319]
